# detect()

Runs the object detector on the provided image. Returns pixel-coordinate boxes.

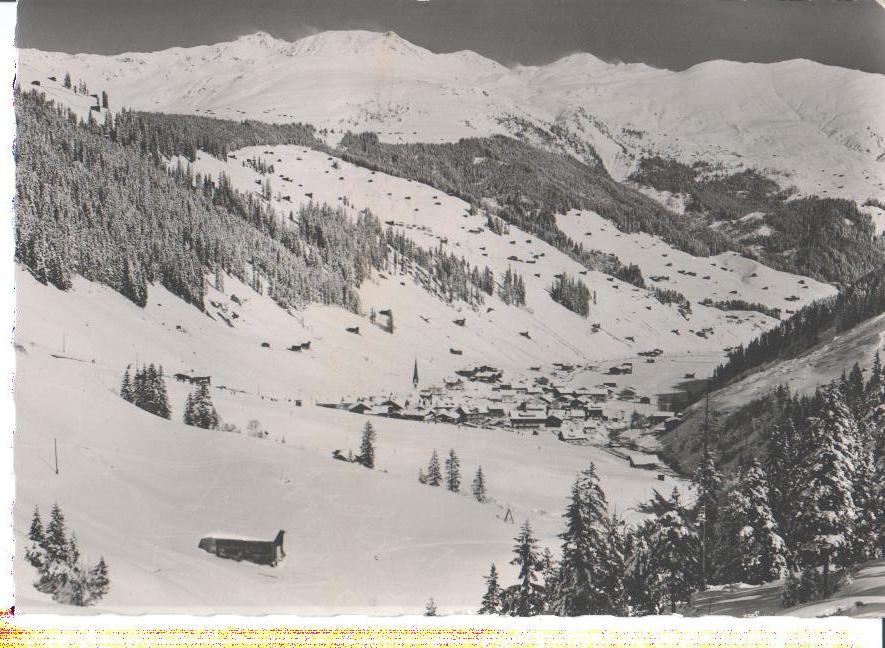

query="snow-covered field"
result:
[14,266,687,614]
[17,30,885,204]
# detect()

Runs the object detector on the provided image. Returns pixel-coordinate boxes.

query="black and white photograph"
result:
[7,0,885,623]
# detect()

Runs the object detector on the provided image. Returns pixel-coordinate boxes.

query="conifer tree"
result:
[794,388,859,598]
[851,444,883,562]
[471,466,487,503]
[120,365,134,402]
[478,563,502,614]
[865,351,882,408]
[155,366,171,419]
[424,597,437,616]
[86,557,110,603]
[551,464,624,616]
[185,383,219,429]
[648,489,700,613]
[624,520,663,615]
[426,450,442,487]
[691,442,722,589]
[540,547,558,603]
[500,521,546,616]
[765,417,798,545]
[727,460,789,585]
[25,506,46,574]
[445,449,460,493]
[359,421,376,469]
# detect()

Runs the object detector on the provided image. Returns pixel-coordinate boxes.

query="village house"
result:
[626,452,663,470]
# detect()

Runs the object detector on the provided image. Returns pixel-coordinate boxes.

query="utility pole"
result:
[54,438,59,475]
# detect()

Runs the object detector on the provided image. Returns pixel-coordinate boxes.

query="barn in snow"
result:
[198,530,286,567]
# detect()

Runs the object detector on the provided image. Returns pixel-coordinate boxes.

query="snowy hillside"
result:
[17,30,885,203]
[175,143,835,394]
[14,266,685,614]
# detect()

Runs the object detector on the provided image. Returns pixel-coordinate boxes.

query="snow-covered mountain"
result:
[17,30,885,202]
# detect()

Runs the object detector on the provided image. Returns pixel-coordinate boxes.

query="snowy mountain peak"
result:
[287,29,432,59]
[231,31,281,48]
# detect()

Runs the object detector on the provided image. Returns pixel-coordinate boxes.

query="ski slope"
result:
[17,30,885,203]
[14,266,685,614]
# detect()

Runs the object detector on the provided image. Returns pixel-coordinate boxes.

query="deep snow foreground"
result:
[691,559,885,619]
[14,267,685,614]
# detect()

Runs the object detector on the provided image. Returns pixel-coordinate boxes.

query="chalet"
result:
[558,429,587,443]
[510,414,547,430]
[626,452,662,470]
[582,388,608,404]
[487,406,507,419]
[609,362,633,375]
[348,403,372,415]
[198,530,286,567]
[444,378,464,390]
[585,406,605,420]
[434,410,461,424]
[456,406,484,425]
[174,373,211,386]
[402,409,433,422]
[649,411,676,425]
[379,399,404,415]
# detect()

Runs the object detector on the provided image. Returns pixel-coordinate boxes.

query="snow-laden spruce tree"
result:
[358,421,376,469]
[471,466,487,503]
[425,450,442,487]
[794,388,859,598]
[184,383,219,429]
[624,518,666,615]
[500,521,546,616]
[691,444,722,588]
[550,463,625,616]
[120,365,134,402]
[648,489,700,613]
[851,443,883,562]
[24,505,110,606]
[478,563,502,614]
[445,449,460,493]
[765,417,799,547]
[726,459,789,585]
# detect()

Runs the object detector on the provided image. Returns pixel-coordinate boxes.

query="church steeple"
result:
[412,357,419,388]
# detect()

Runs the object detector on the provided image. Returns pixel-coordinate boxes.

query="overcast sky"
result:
[15,0,885,74]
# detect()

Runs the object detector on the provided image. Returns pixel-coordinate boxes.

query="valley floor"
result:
[13,267,684,614]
